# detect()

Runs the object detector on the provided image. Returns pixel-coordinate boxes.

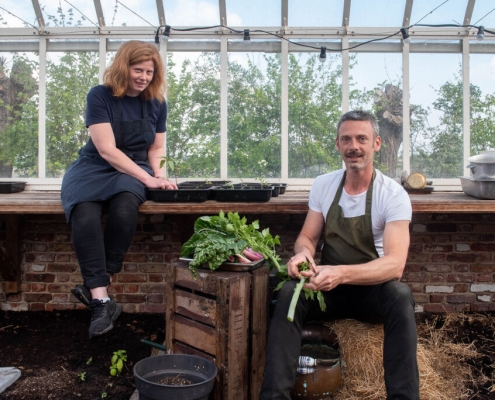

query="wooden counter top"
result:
[1,191,495,214]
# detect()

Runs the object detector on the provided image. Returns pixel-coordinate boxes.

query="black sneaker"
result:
[71,285,92,306]
[88,299,122,339]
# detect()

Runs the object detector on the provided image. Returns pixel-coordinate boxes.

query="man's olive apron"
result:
[320,170,379,266]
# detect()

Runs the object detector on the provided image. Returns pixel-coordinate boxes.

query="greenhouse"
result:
[1,0,494,190]
[1,2,495,400]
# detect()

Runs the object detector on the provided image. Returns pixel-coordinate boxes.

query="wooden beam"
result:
[0,215,22,293]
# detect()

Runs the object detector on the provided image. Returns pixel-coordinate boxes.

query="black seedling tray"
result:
[148,188,210,202]
[232,183,278,197]
[211,187,272,202]
[0,181,26,193]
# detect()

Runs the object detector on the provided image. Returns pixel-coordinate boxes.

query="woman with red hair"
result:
[61,41,176,338]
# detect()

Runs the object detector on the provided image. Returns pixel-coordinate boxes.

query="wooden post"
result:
[0,215,22,293]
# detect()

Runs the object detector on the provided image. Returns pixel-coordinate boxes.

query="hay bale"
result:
[324,318,477,400]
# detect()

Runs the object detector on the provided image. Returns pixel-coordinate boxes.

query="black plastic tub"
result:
[148,189,210,202]
[277,183,288,194]
[0,181,26,193]
[134,354,217,400]
[211,187,272,202]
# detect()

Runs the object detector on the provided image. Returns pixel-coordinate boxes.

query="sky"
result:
[2,0,495,118]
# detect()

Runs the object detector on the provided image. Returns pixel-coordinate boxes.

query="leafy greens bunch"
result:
[275,260,326,321]
[181,211,282,276]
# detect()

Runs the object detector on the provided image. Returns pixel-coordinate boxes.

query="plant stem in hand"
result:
[287,276,306,322]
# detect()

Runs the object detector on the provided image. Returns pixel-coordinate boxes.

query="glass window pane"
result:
[409,53,463,178]
[0,52,39,178]
[163,0,220,26]
[166,51,221,178]
[100,0,159,27]
[410,0,468,26]
[288,51,342,178]
[228,45,281,178]
[350,0,406,27]
[225,0,280,27]
[1,0,37,28]
[46,52,99,178]
[39,1,98,27]
[349,51,403,178]
[289,0,344,27]
[471,0,495,27]
[469,53,495,154]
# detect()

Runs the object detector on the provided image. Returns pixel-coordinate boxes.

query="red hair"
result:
[103,40,166,101]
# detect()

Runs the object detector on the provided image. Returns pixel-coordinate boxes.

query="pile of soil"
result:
[0,310,493,399]
[0,310,165,399]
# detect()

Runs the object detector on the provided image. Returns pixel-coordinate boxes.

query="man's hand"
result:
[303,265,344,292]
[287,253,318,279]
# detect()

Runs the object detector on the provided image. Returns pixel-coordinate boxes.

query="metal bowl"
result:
[467,153,495,180]
[459,177,495,200]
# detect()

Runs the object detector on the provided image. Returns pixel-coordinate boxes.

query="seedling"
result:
[109,350,127,376]
[78,372,86,382]
[256,176,269,186]
[158,156,180,185]
[86,357,92,366]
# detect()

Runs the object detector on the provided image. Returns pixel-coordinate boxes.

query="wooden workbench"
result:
[2,190,495,294]
[1,190,495,214]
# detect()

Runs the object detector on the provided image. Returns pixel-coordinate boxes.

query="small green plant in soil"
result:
[158,156,180,185]
[256,176,269,186]
[78,372,86,382]
[109,350,127,376]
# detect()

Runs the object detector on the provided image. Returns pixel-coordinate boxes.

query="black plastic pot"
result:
[134,354,217,400]
[277,183,288,194]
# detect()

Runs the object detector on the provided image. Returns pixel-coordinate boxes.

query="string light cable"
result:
[0,5,40,32]
[63,0,99,28]
[156,24,415,61]
[406,23,495,40]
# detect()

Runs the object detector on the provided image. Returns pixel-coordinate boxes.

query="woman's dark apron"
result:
[320,170,379,266]
[61,98,155,221]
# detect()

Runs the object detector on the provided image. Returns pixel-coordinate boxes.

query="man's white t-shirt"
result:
[308,169,412,257]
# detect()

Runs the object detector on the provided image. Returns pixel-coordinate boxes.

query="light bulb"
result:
[401,28,411,43]
[477,26,484,41]
[319,47,327,63]
[162,25,171,42]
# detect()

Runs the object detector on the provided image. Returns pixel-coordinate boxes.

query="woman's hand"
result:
[145,176,177,190]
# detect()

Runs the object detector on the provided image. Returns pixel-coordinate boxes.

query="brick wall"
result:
[1,212,494,313]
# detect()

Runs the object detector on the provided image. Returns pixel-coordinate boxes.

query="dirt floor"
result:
[0,310,165,400]
[0,310,493,400]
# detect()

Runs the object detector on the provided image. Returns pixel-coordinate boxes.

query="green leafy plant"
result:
[181,211,282,277]
[109,350,127,376]
[275,259,326,322]
[158,156,180,185]
[256,176,269,186]
[78,372,87,382]
[86,357,92,366]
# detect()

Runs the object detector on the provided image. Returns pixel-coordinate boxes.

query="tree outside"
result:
[0,47,492,181]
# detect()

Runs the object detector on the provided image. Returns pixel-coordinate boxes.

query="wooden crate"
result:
[165,262,269,400]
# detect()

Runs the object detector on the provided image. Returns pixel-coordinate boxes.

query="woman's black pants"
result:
[70,192,142,289]
[260,279,420,400]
